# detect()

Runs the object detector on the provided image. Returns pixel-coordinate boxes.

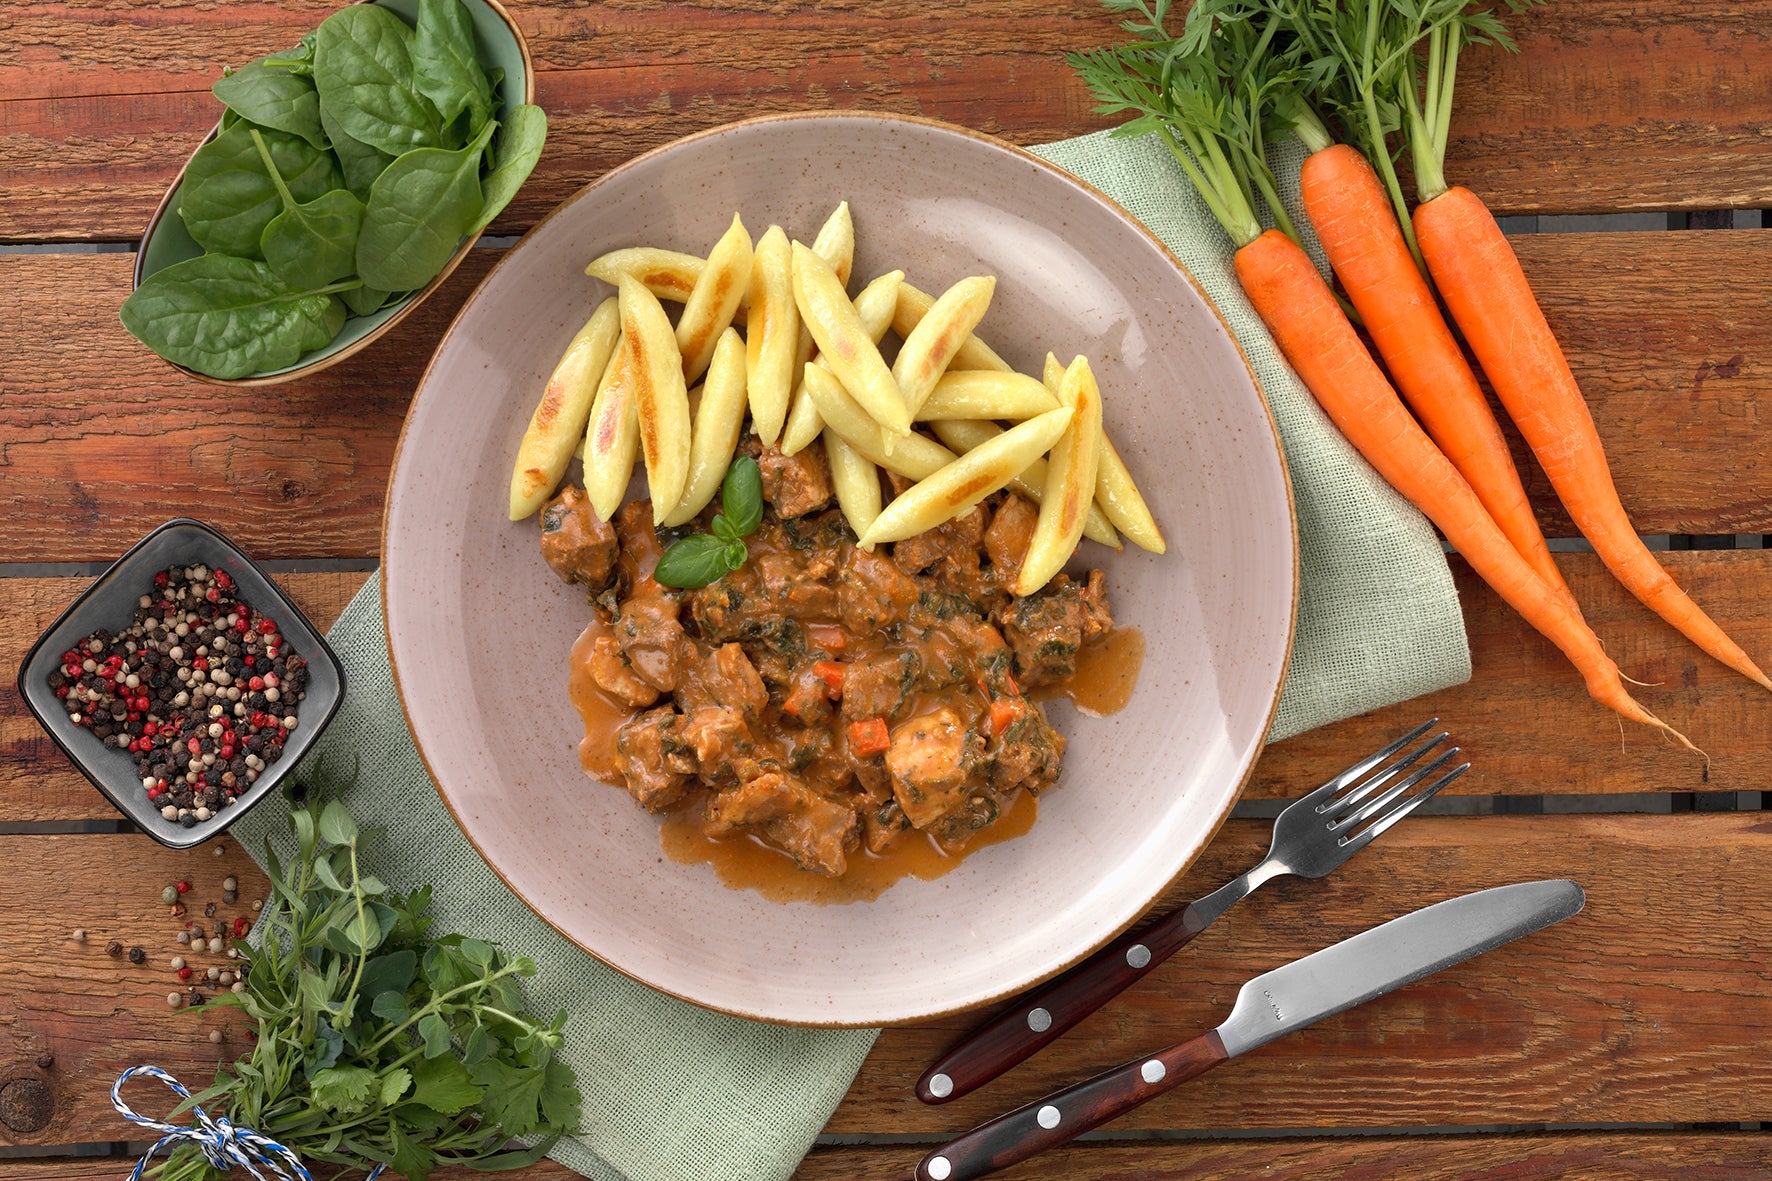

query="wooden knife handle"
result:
[914,1031,1230,1181]
[916,904,1210,1104]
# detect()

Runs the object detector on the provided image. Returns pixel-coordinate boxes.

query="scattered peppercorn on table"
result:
[4,1,1772,1176]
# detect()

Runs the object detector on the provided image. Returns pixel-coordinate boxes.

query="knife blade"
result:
[914,879,1585,1181]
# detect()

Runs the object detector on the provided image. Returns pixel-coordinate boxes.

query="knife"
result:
[913,879,1586,1181]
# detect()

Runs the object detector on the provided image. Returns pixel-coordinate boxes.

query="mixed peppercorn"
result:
[46,563,307,827]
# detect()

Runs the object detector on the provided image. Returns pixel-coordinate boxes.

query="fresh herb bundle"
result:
[653,456,765,588]
[156,788,580,1181]
[121,0,547,379]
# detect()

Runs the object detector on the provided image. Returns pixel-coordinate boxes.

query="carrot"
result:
[1235,229,1696,744]
[812,660,848,699]
[847,718,891,757]
[1327,7,1772,691]
[989,697,1026,738]
[1415,188,1772,690]
[1298,143,1577,612]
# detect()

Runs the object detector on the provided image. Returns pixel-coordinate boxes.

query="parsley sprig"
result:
[155,784,580,1181]
[652,456,764,589]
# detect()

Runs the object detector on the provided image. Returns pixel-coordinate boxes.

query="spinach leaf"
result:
[302,296,350,351]
[120,255,358,379]
[412,0,493,134]
[468,102,548,235]
[213,58,328,149]
[355,118,494,291]
[318,103,394,202]
[178,121,341,258]
[341,283,395,317]
[313,4,444,156]
[264,31,318,75]
[249,128,365,290]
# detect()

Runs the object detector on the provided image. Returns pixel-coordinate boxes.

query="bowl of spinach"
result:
[123,0,545,384]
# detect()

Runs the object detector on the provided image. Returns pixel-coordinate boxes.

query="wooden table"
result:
[4,1,1770,1177]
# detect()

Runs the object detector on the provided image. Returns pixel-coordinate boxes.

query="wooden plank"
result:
[3,1133,1771,1180]
[1,814,1767,1145]
[3,1,1771,242]
[3,231,1772,562]
[4,547,1770,822]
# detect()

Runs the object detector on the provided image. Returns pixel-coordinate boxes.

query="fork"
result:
[915,718,1469,1105]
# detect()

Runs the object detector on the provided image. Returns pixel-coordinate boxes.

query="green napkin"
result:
[232,129,1471,1181]
[1033,132,1471,740]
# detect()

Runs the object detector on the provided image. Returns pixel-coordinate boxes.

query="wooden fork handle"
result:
[914,1031,1230,1181]
[915,903,1210,1104]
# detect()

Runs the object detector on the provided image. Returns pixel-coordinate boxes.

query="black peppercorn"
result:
[106,939,124,958]
[127,946,146,964]
[204,902,217,917]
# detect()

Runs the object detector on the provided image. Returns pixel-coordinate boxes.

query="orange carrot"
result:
[812,660,848,699]
[847,718,891,757]
[1299,145,1577,612]
[1416,187,1772,691]
[1234,229,1694,743]
[989,697,1026,738]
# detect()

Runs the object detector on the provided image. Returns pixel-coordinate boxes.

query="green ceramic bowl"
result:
[132,0,535,386]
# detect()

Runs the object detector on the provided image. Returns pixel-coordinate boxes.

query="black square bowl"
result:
[16,519,345,847]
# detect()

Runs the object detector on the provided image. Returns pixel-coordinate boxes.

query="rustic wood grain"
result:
[3,230,1771,562]
[3,1,1772,242]
[2,814,1767,1146]
[5,547,1770,821]
[3,1132,1772,1181]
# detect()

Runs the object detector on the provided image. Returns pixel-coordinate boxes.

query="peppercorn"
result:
[106,940,123,958]
[203,902,217,918]
[160,886,179,905]
[222,876,238,892]
[233,916,251,937]
[127,946,146,965]
[209,1029,224,1045]
[169,956,185,970]
[187,989,205,1007]
[166,992,182,1009]
[177,967,193,982]
[170,902,187,919]
[71,929,85,942]
[222,891,237,905]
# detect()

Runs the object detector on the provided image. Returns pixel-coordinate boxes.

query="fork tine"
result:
[1330,747,1460,833]
[1320,730,1450,817]
[1299,717,1439,809]
[1336,761,1469,852]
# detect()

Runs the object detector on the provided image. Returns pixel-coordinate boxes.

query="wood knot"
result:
[0,1076,54,1133]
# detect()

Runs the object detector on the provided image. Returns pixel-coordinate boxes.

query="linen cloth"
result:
[233,129,1470,1181]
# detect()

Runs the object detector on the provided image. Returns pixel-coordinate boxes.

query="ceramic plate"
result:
[384,112,1296,1026]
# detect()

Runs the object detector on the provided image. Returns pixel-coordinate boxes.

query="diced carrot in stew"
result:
[848,718,891,756]
[813,660,848,698]
[989,697,1026,738]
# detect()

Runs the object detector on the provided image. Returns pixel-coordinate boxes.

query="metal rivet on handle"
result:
[1037,1105,1061,1129]
[1026,1007,1052,1032]
[927,1073,953,1099]
[928,1155,952,1180]
[1126,944,1152,969]
[1141,1059,1166,1084]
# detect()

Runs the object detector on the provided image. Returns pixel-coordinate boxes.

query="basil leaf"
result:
[313,4,444,156]
[119,255,352,379]
[178,122,340,259]
[653,533,736,589]
[319,103,394,202]
[722,455,764,536]
[213,59,327,149]
[412,0,493,133]
[355,118,493,291]
[723,540,748,572]
[467,102,547,235]
[709,514,739,543]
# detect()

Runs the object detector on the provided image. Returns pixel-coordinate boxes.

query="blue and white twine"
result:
[112,1065,384,1181]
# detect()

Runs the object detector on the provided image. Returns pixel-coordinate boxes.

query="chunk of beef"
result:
[757,442,835,518]
[680,706,752,785]
[862,797,911,854]
[704,772,861,876]
[840,650,921,720]
[997,570,1112,687]
[612,588,689,692]
[614,708,696,811]
[990,705,1065,795]
[675,642,768,722]
[838,547,921,637]
[885,706,986,830]
[892,505,987,576]
[588,635,658,707]
[539,486,619,588]
[782,663,836,725]
[776,512,852,578]
[753,547,839,618]
[984,494,1038,587]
